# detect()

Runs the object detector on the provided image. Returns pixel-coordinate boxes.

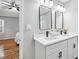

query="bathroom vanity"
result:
[37,1,78,59]
[34,33,78,59]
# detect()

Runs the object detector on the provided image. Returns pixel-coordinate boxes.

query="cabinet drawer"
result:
[46,40,67,56]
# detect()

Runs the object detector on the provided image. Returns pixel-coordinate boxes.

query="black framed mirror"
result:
[55,11,64,29]
[39,5,52,30]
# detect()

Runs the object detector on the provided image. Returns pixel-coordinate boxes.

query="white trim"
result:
[19,0,24,59]
[0,20,4,33]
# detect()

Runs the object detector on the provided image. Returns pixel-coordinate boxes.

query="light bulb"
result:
[49,1,53,7]
[55,5,66,12]
[62,8,66,12]
[45,0,49,6]
[39,0,44,5]
[39,0,53,8]
[55,5,61,11]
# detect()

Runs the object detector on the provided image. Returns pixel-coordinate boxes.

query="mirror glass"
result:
[55,11,63,29]
[39,5,52,30]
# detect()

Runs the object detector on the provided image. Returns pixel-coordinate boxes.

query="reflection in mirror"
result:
[55,11,63,29]
[39,5,52,30]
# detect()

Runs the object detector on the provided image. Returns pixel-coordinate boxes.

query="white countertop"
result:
[34,32,78,46]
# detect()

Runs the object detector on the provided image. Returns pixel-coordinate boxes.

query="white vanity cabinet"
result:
[35,36,78,59]
[46,48,67,59]
[35,40,68,59]
[46,40,67,59]
[68,36,78,59]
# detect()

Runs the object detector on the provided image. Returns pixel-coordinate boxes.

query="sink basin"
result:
[44,36,60,41]
[61,34,71,37]
[43,33,71,41]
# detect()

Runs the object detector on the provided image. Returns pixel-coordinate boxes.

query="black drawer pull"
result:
[59,51,62,59]
[73,44,76,48]
[75,57,78,59]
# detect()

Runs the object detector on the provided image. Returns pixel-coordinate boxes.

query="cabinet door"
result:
[68,37,78,59]
[68,38,74,59]
[46,47,59,59]
[73,37,78,54]
[73,53,78,59]
[61,48,67,59]
[46,48,67,59]
[46,52,59,59]
[73,37,78,59]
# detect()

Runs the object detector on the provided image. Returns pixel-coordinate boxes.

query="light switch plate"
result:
[25,24,32,31]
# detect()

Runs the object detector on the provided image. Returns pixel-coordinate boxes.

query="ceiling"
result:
[0,0,70,17]
[0,8,19,17]
[0,0,19,17]
[1,0,20,4]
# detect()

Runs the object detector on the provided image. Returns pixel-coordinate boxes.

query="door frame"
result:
[19,0,24,59]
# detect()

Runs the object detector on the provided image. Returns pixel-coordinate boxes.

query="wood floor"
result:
[0,38,19,59]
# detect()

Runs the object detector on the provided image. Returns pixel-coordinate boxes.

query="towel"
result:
[15,32,21,44]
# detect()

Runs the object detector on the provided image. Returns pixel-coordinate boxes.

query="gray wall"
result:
[0,16,19,38]
[64,0,78,33]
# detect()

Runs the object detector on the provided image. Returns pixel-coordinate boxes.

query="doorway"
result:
[0,0,20,59]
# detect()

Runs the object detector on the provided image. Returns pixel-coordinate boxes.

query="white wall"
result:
[64,0,78,33]
[21,0,39,59]
[0,16,19,38]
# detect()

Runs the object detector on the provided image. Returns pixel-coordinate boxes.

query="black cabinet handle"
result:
[59,51,62,59]
[73,44,76,48]
[75,57,78,59]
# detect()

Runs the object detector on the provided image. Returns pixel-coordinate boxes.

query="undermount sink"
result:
[44,36,60,40]
[44,34,70,41]
[37,33,71,41]
[62,34,71,36]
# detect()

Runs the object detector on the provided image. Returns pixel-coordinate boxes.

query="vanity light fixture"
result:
[45,0,49,5]
[39,0,53,7]
[39,0,45,5]
[49,0,53,7]
[55,5,66,12]
[62,7,66,12]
